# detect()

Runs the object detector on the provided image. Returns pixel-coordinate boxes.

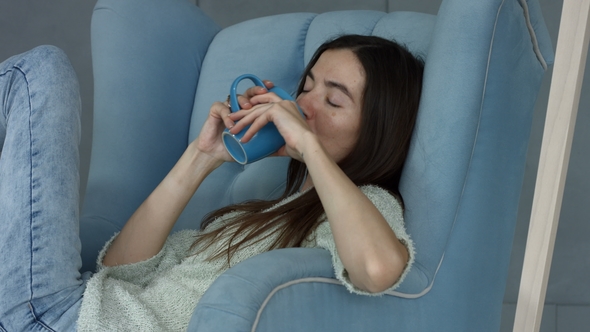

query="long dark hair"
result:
[190,35,424,264]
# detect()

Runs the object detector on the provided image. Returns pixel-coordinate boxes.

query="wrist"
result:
[169,140,223,190]
[188,139,224,173]
[298,131,324,162]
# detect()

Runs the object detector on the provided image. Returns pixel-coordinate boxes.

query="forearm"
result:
[300,134,408,293]
[102,141,222,266]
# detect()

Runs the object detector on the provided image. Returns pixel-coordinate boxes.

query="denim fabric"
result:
[0,46,90,331]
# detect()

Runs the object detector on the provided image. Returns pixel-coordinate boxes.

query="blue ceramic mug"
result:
[222,74,302,164]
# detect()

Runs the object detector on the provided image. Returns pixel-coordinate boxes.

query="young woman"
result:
[0,35,424,331]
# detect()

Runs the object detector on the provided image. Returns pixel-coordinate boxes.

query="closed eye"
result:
[327,99,339,107]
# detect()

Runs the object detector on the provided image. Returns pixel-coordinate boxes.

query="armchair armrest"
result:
[188,248,334,331]
[188,247,427,331]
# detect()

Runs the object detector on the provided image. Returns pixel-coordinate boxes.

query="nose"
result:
[296,92,315,119]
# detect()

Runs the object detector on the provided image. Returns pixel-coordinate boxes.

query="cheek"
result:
[339,113,361,138]
[345,123,361,150]
[327,115,361,148]
[342,117,362,153]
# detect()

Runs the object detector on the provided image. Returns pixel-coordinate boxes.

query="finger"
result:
[262,80,274,89]
[229,104,272,134]
[236,86,266,110]
[240,113,272,143]
[238,80,276,109]
[242,80,274,101]
[235,103,278,141]
[223,111,235,129]
[237,94,253,109]
[243,85,269,100]
[249,92,282,105]
[227,107,257,123]
[212,101,235,129]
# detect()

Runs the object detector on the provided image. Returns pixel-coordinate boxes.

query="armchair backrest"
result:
[181,11,437,294]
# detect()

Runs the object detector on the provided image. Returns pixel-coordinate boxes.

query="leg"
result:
[0,46,89,331]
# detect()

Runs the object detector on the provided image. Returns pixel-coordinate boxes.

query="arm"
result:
[101,142,221,266]
[299,134,409,293]
[102,82,274,267]
[229,94,409,293]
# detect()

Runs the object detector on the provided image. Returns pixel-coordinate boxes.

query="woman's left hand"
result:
[227,92,311,162]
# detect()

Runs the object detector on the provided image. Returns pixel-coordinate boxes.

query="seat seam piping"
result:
[420,0,507,300]
[518,0,548,70]
[250,274,433,332]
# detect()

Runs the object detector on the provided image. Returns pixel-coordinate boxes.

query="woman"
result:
[0,35,424,331]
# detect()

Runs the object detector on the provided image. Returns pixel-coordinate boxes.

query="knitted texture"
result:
[77,185,413,331]
[311,185,415,296]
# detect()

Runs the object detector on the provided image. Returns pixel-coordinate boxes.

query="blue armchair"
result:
[81,0,554,330]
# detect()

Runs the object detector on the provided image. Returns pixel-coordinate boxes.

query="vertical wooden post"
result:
[513,0,590,331]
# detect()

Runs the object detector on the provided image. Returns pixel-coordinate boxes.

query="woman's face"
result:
[296,49,365,163]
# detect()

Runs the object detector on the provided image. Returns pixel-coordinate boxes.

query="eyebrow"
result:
[307,70,355,103]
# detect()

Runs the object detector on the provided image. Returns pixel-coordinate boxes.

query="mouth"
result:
[295,103,307,119]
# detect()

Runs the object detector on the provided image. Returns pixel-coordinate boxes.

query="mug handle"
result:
[229,74,294,113]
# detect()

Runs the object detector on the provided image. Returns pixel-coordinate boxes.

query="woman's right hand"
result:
[193,101,236,164]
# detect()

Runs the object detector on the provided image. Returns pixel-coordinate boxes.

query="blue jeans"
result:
[0,46,90,331]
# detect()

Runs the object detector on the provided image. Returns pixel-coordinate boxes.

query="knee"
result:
[15,45,78,85]
[29,45,69,65]
[25,46,80,105]
[33,45,75,72]
[13,45,81,123]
